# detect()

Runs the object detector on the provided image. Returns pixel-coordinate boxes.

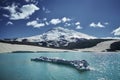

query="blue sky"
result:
[0,0,120,38]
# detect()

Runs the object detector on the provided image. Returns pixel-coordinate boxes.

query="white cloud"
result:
[49,17,72,25]
[64,23,71,27]
[75,21,82,29]
[27,20,45,28]
[104,22,109,25]
[76,25,82,29]
[6,21,13,25]
[43,18,47,21]
[90,22,105,28]
[28,17,72,28]
[112,27,120,36]
[25,0,38,4]
[36,17,40,21]
[45,22,49,25]
[36,17,47,21]
[90,22,96,27]
[3,14,9,17]
[3,3,39,20]
[75,22,80,25]
[3,3,17,14]
[62,17,71,23]
[97,22,105,27]
[50,19,61,25]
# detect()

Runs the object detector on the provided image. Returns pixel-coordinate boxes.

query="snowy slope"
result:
[20,27,96,42]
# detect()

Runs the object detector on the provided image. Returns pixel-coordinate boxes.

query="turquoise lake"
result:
[0,52,120,80]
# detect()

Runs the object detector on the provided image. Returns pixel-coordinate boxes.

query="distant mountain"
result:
[16,27,98,48]
[19,27,96,41]
[0,27,119,51]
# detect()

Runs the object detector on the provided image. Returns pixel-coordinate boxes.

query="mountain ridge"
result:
[18,27,96,42]
[10,27,118,49]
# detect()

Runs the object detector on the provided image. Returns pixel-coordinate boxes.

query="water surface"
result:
[0,52,120,80]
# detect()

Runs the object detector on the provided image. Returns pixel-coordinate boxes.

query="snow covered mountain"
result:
[2,27,119,50]
[20,27,96,41]
[17,27,96,47]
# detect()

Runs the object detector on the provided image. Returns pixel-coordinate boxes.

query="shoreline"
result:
[0,41,119,54]
[1,50,118,54]
[0,42,73,53]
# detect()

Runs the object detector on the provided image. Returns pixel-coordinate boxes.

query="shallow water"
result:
[0,52,120,80]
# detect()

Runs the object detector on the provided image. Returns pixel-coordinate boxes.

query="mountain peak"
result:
[23,27,96,42]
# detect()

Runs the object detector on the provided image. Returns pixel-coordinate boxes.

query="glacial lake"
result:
[0,52,120,80]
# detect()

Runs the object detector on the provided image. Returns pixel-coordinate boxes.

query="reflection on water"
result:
[0,52,119,80]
